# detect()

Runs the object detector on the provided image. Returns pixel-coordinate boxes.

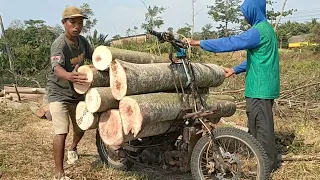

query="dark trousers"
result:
[246,98,277,171]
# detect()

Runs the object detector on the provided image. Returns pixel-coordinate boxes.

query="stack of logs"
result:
[74,46,237,147]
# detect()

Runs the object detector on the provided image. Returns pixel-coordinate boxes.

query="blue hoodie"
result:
[200,0,268,74]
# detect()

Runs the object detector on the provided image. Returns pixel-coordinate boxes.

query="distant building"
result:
[111,34,150,46]
[288,34,313,48]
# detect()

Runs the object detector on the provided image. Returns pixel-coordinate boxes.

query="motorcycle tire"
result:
[191,127,270,180]
[96,129,133,170]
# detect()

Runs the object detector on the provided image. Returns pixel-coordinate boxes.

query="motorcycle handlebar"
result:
[148,29,187,49]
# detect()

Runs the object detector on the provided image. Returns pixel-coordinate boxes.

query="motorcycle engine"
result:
[139,146,161,164]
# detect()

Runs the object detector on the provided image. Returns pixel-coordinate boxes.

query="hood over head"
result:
[241,0,267,26]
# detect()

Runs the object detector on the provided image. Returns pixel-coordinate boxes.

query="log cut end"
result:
[73,65,94,94]
[75,101,99,130]
[98,110,124,146]
[92,45,113,71]
[110,60,127,100]
[85,88,102,113]
[119,97,143,136]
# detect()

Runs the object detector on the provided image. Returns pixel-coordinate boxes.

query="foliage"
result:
[141,5,166,32]
[207,0,242,37]
[266,0,296,25]
[80,3,98,34]
[201,24,217,40]
[87,29,110,49]
[0,20,57,76]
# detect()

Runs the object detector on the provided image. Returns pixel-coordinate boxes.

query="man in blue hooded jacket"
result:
[187,0,280,171]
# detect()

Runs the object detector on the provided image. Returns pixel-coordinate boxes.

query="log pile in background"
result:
[1,85,52,120]
[74,46,237,146]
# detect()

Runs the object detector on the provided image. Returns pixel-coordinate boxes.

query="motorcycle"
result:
[95,30,270,180]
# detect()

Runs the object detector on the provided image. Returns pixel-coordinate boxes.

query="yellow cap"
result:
[62,6,87,20]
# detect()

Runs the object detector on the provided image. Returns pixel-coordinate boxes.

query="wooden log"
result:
[119,93,236,136]
[85,87,119,113]
[29,104,46,118]
[4,86,46,94]
[73,65,109,94]
[6,93,42,101]
[98,109,124,146]
[92,46,169,71]
[110,60,225,100]
[123,121,177,142]
[76,101,100,130]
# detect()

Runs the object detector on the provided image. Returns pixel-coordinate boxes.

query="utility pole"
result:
[191,0,196,39]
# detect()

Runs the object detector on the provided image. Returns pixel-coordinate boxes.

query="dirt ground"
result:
[0,100,319,180]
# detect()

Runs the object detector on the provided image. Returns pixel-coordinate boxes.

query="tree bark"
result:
[123,120,177,142]
[92,46,170,71]
[98,109,124,146]
[85,87,119,113]
[4,86,46,94]
[110,60,225,100]
[76,101,100,131]
[73,65,109,94]
[119,93,236,136]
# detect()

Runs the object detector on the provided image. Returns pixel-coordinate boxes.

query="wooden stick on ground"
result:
[4,86,46,94]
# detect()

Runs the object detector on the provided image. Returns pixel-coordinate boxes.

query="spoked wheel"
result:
[96,129,133,170]
[191,127,270,180]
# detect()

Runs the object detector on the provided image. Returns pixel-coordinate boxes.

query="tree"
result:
[125,28,133,36]
[266,0,296,26]
[201,24,217,39]
[176,24,192,37]
[80,3,97,34]
[112,35,121,39]
[0,19,57,76]
[87,29,109,49]
[208,0,241,37]
[167,27,174,33]
[310,24,320,44]
[141,5,166,31]
[276,21,311,48]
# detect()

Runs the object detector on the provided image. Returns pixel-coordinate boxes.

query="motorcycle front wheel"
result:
[191,127,270,180]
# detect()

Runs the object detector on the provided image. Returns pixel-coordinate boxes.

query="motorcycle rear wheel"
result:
[96,129,133,170]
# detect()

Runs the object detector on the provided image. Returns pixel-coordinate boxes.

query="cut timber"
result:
[124,121,177,142]
[98,109,124,146]
[110,60,225,100]
[76,101,100,130]
[119,93,236,136]
[92,46,169,71]
[73,65,109,94]
[29,104,46,118]
[4,86,46,94]
[85,87,119,113]
[6,93,42,101]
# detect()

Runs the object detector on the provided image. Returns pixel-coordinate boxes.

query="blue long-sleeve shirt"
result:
[199,28,261,74]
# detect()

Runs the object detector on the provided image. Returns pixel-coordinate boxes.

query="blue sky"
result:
[0,0,320,37]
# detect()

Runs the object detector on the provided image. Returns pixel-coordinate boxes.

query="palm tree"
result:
[87,29,110,49]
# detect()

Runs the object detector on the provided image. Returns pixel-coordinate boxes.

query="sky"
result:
[0,0,320,38]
